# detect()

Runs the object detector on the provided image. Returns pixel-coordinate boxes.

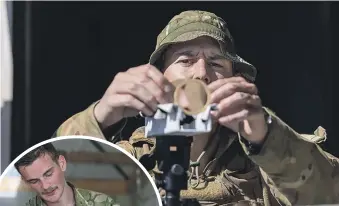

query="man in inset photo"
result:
[14,143,119,206]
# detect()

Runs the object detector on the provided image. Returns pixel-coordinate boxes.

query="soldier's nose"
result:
[193,59,211,84]
[177,87,191,112]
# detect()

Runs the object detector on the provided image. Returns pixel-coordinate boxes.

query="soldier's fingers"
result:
[128,64,174,92]
[109,94,154,116]
[114,81,159,111]
[208,76,247,93]
[114,72,164,108]
[218,109,250,126]
[212,93,261,120]
[210,82,258,104]
[128,72,171,104]
[145,65,175,94]
[127,64,174,102]
[216,92,253,115]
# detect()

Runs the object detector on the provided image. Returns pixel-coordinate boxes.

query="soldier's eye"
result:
[45,172,53,177]
[209,62,222,67]
[178,59,194,66]
[28,180,38,184]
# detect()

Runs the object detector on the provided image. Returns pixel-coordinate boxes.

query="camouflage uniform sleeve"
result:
[239,107,339,205]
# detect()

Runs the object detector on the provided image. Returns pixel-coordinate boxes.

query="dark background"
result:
[11,1,338,160]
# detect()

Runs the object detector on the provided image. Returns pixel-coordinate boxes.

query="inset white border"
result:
[0,136,162,206]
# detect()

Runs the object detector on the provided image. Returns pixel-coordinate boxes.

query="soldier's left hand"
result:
[208,76,268,144]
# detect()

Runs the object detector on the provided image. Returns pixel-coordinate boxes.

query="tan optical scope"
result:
[172,79,211,116]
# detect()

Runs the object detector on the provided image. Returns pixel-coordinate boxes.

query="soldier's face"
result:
[162,36,233,84]
[18,153,67,204]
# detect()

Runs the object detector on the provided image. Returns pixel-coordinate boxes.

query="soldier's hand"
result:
[208,76,268,144]
[94,64,175,129]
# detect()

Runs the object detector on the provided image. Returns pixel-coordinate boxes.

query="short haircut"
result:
[14,143,61,173]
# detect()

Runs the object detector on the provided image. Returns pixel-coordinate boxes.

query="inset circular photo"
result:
[0,136,161,206]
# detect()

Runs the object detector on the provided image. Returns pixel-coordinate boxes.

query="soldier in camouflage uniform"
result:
[54,10,339,205]
[15,143,118,206]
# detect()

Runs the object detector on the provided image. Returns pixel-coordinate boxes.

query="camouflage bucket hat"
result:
[149,10,257,82]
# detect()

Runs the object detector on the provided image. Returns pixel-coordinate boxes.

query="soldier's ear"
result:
[57,155,67,172]
[20,175,27,183]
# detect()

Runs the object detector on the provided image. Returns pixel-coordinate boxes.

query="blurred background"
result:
[0,138,159,205]
[1,1,338,172]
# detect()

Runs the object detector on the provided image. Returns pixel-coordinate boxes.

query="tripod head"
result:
[140,79,217,206]
[144,79,216,137]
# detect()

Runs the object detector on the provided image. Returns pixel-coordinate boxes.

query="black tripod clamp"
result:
[139,135,201,206]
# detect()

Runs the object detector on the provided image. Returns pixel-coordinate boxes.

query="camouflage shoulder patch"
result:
[300,126,327,144]
[313,126,327,141]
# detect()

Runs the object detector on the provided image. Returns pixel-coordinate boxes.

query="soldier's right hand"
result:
[94,64,175,129]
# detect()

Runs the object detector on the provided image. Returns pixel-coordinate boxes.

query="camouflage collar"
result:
[34,182,90,206]
[72,182,91,206]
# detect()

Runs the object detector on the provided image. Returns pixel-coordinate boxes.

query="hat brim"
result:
[149,30,257,82]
